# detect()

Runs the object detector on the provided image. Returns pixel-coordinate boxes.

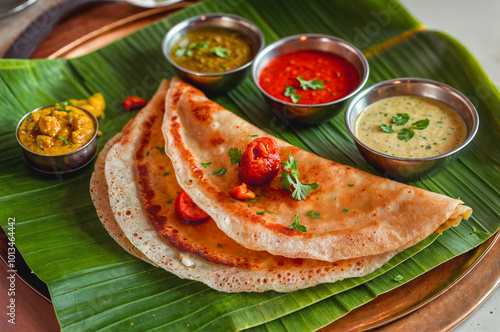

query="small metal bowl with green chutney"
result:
[162,14,265,94]
[345,78,479,181]
[16,104,98,175]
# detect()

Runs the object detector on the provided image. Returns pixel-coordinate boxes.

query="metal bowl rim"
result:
[344,77,480,162]
[251,33,370,108]
[15,104,99,158]
[162,13,265,77]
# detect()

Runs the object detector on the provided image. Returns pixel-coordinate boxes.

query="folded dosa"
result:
[98,80,398,292]
[162,78,472,262]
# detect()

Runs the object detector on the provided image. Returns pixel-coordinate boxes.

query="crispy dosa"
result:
[162,78,472,262]
[100,79,398,292]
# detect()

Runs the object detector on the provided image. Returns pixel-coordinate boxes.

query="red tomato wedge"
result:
[175,190,210,225]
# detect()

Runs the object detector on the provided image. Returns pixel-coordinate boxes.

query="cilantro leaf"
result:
[155,146,166,154]
[397,128,415,142]
[162,172,171,177]
[288,215,307,232]
[297,76,325,90]
[228,147,242,165]
[197,41,210,50]
[392,113,410,125]
[174,48,186,57]
[211,47,230,58]
[284,85,301,104]
[280,154,319,200]
[380,124,395,133]
[211,167,227,176]
[411,119,430,130]
[394,275,404,282]
[255,211,266,215]
[201,162,212,168]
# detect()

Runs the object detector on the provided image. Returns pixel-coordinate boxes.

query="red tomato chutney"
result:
[259,50,359,105]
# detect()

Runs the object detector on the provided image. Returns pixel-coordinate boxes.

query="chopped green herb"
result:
[189,179,193,182]
[255,211,266,215]
[280,154,319,200]
[411,119,430,130]
[380,124,395,133]
[211,47,230,58]
[297,76,325,90]
[256,190,266,197]
[246,199,260,203]
[56,101,74,112]
[228,147,242,165]
[58,135,68,145]
[201,162,212,168]
[265,210,278,215]
[391,113,410,126]
[394,275,404,282]
[284,84,301,103]
[308,210,321,220]
[248,134,259,137]
[211,167,227,176]
[167,200,172,204]
[348,184,354,187]
[288,215,307,232]
[162,172,171,177]
[188,43,197,49]
[174,49,186,57]
[155,146,166,154]
[146,151,150,156]
[217,243,222,248]
[197,41,210,50]
[231,201,236,203]
[425,145,432,150]
[342,209,349,213]
[397,128,415,142]
[334,197,337,201]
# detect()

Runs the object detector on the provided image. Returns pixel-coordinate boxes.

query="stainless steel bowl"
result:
[162,14,264,94]
[16,105,99,175]
[251,34,369,125]
[345,78,479,182]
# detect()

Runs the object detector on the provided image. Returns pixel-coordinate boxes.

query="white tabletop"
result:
[401,1,499,331]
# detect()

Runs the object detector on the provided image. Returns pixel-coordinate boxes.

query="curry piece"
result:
[18,105,96,155]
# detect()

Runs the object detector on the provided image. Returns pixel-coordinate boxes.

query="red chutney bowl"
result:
[251,34,369,125]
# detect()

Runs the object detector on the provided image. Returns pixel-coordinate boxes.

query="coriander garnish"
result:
[284,85,301,104]
[306,210,321,220]
[391,113,410,126]
[162,172,171,177]
[342,208,349,213]
[297,76,325,90]
[228,147,242,165]
[380,124,395,133]
[280,154,319,200]
[289,215,307,232]
[155,146,166,154]
[211,167,227,176]
[201,162,212,168]
[211,47,230,58]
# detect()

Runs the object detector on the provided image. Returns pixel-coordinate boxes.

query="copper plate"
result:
[17,2,500,330]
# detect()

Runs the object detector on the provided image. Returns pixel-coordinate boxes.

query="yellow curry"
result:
[18,94,104,155]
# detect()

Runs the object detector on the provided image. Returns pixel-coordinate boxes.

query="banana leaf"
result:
[1,0,499,331]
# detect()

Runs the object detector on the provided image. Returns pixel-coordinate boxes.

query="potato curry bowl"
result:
[16,103,99,174]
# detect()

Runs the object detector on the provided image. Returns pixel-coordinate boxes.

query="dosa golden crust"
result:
[100,79,398,292]
[162,78,472,262]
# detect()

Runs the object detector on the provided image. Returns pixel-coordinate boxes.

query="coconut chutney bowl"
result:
[345,78,479,182]
[16,104,99,175]
[251,34,369,125]
[162,14,265,94]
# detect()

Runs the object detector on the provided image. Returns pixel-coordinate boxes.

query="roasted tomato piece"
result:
[239,137,280,185]
[229,183,256,200]
[175,190,209,225]
[122,96,148,111]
